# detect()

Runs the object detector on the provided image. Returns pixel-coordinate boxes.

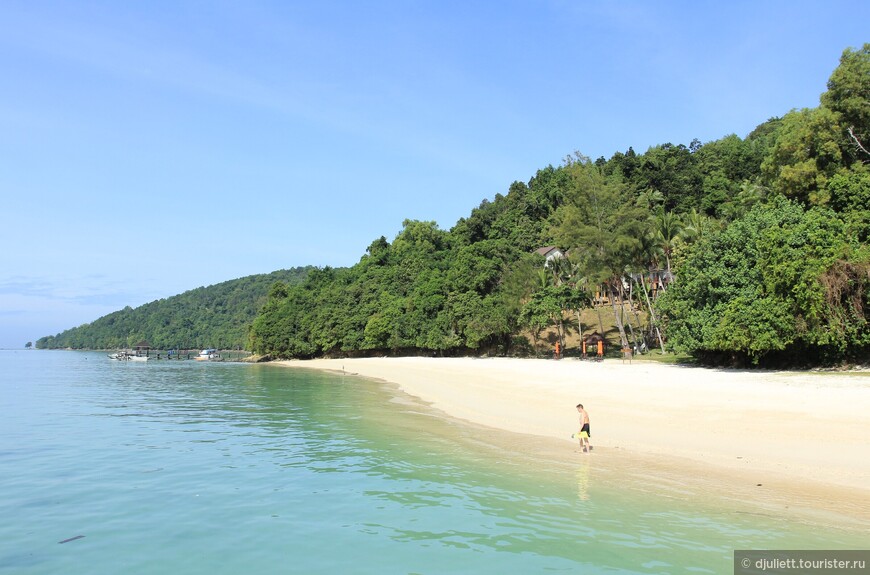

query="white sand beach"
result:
[275,357,870,518]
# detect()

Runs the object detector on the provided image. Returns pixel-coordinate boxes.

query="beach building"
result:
[132,340,152,358]
[582,332,605,359]
[534,246,564,266]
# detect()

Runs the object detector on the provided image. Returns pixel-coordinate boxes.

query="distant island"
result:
[39,45,870,368]
[37,268,311,351]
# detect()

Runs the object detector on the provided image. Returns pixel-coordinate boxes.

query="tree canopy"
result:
[656,198,869,365]
[41,45,870,367]
[37,268,312,350]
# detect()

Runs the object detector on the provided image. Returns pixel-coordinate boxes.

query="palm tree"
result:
[635,188,665,211]
[681,208,710,243]
[718,181,768,222]
[533,267,566,354]
[627,221,667,353]
[650,206,683,278]
[551,255,596,350]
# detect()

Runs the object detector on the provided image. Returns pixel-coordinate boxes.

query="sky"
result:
[1,1,867,349]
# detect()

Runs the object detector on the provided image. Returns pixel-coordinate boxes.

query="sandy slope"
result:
[275,356,870,511]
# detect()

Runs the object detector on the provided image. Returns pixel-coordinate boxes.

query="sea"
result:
[0,350,865,575]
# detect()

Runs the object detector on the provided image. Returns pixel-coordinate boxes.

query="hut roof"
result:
[534,246,560,257]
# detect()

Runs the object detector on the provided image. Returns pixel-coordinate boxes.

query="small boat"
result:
[107,351,151,362]
[196,349,219,361]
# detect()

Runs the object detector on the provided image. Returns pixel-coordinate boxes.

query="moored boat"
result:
[196,348,219,361]
[107,351,151,361]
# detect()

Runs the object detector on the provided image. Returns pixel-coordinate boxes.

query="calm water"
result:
[0,351,864,574]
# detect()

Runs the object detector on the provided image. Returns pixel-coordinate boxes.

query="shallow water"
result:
[0,351,864,574]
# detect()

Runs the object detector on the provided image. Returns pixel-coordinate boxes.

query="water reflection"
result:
[576,460,591,501]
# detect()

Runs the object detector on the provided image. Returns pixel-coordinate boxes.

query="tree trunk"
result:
[617,289,640,352]
[636,275,666,353]
[554,315,565,353]
[628,289,645,353]
[594,291,605,335]
[607,282,630,350]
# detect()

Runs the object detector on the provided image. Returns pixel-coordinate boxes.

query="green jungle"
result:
[36,268,311,351]
[38,45,870,367]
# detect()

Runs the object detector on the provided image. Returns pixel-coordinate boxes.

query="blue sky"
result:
[1,1,867,348]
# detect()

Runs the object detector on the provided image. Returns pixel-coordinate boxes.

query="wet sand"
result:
[275,356,870,524]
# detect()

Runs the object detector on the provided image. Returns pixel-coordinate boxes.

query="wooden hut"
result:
[582,332,605,360]
[132,340,152,358]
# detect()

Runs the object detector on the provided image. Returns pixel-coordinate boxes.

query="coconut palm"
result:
[650,206,683,278]
[681,208,711,243]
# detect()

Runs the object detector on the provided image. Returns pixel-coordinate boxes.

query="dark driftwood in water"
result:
[58,535,85,544]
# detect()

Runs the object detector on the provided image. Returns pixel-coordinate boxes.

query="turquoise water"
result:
[0,351,864,574]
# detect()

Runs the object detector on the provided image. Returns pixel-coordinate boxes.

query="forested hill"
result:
[36,267,312,350]
[36,45,870,366]
[250,45,870,367]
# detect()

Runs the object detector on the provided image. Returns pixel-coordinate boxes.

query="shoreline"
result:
[273,356,870,523]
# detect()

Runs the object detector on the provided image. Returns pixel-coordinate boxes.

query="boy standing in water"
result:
[576,404,592,452]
